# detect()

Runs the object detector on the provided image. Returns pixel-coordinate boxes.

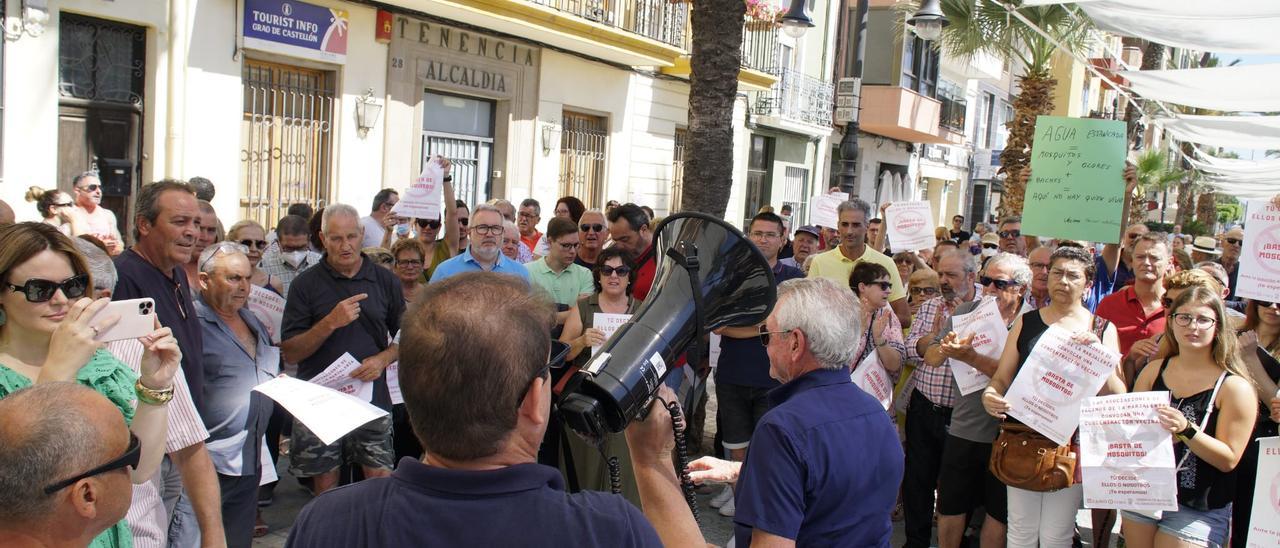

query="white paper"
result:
[258,437,277,486]
[851,350,893,410]
[885,201,937,252]
[591,313,632,354]
[253,376,389,445]
[1237,199,1280,303]
[1004,324,1120,446]
[308,352,373,402]
[811,194,845,229]
[391,159,445,220]
[247,285,286,345]
[386,361,402,405]
[1247,436,1280,547]
[1079,392,1178,512]
[947,297,1009,395]
[709,333,723,369]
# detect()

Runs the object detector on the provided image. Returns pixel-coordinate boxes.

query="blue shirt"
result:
[194,297,278,476]
[429,246,531,283]
[715,262,805,388]
[734,367,905,546]
[286,458,661,547]
[1087,254,1133,312]
[114,249,205,411]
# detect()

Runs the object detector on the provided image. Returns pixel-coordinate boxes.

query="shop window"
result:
[559,111,608,207]
[901,35,938,98]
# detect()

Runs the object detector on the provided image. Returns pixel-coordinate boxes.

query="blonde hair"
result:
[1163,269,1223,294]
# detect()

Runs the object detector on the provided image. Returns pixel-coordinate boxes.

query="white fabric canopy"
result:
[1121,64,1280,113]
[1189,154,1280,176]
[1156,115,1280,149]
[1016,0,1280,54]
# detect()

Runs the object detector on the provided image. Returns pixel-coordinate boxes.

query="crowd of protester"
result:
[0,161,1278,548]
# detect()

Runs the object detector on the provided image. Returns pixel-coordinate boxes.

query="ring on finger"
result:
[90,325,100,337]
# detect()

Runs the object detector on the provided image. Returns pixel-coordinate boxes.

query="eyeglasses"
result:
[910,286,939,296]
[600,265,632,277]
[238,239,268,250]
[458,218,470,227]
[863,281,892,291]
[374,256,395,266]
[471,224,503,236]
[998,229,1021,239]
[53,202,73,208]
[557,242,580,251]
[982,243,998,250]
[1030,262,1050,271]
[6,274,89,303]
[759,325,794,346]
[516,340,571,407]
[199,242,249,272]
[1171,313,1217,330]
[980,276,1022,290]
[518,212,538,221]
[44,432,141,495]
[396,258,423,267]
[1225,238,1242,246]
[76,184,101,192]
[750,231,781,240]
[580,223,604,233]
[416,218,442,230]
[1126,232,1145,241]
[1254,300,1278,309]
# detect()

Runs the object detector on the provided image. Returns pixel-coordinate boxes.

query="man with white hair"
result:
[281,204,405,495]
[688,277,904,546]
[430,204,531,282]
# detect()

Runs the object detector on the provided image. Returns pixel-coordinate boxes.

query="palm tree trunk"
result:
[1124,40,1163,145]
[681,0,746,217]
[1196,192,1217,231]
[998,74,1056,219]
[1175,142,1196,227]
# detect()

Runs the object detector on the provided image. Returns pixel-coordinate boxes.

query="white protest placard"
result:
[851,350,893,410]
[947,297,1009,395]
[308,352,373,402]
[1004,324,1120,446]
[1248,436,1280,547]
[253,376,388,445]
[709,333,723,369]
[885,201,937,252]
[592,313,632,354]
[390,159,445,220]
[247,285,285,344]
[386,361,402,405]
[1237,199,1280,303]
[811,194,845,229]
[1080,392,1178,512]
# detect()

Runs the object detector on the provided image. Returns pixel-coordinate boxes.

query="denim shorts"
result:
[1123,503,1232,547]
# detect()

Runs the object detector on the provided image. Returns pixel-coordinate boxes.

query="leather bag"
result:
[989,422,1076,492]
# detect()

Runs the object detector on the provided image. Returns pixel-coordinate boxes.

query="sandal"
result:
[254,513,268,538]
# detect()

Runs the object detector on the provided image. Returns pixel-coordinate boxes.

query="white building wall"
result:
[624,77,688,217]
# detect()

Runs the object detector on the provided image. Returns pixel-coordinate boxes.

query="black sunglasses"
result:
[416,218,442,229]
[44,432,141,495]
[759,325,794,346]
[599,265,631,277]
[1225,238,1242,246]
[458,218,469,227]
[863,281,892,291]
[516,340,571,407]
[982,243,998,250]
[580,223,605,233]
[1254,299,1279,309]
[53,202,74,208]
[997,229,1021,239]
[980,276,1021,290]
[6,274,89,303]
[77,184,101,192]
[238,239,268,250]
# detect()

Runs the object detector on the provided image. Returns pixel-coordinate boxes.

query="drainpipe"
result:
[165,0,187,178]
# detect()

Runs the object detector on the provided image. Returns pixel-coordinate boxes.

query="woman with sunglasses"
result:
[227,220,284,296]
[25,186,84,236]
[1228,298,1280,547]
[0,222,181,548]
[391,239,428,305]
[1121,287,1256,548]
[849,262,905,376]
[557,247,641,503]
[409,175,459,281]
[908,268,941,318]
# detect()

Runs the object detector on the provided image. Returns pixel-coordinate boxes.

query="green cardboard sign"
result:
[1022,116,1128,244]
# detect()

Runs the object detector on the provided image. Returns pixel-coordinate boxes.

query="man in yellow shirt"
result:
[808,198,910,327]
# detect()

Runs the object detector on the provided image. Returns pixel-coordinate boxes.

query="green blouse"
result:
[0,349,138,548]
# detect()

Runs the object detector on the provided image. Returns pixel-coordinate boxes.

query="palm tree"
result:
[934,0,1092,218]
[680,0,746,217]
[1122,39,1163,145]
[1128,149,1183,225]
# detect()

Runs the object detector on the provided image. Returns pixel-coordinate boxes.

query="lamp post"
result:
[779,0,815,39]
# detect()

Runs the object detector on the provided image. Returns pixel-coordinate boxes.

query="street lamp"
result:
[907,0,949,41]
[780,0,814,39]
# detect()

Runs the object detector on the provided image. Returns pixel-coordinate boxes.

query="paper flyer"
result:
[885,201,936,252]
[591,313,632,355]
[1079,392,1178,511]
[308,352,373,402]
[247,285,285,344]
[1236,199,1280,303]
[254,376,388,445]
[391,159,445,220]
[1004,324,1119,445]
[946,297,1009,395]
[851,350,893,410]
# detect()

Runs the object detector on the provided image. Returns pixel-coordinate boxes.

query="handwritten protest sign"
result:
[1248,437,1280,547]
[391,158,445,220]
[308,352,373,402]
[1080,392,1178,512]
[254,376,388,445]
[592,313,632,354]
[947,297,1008,395]
[885,201,936,252]
[1022,116,1128,244]
[811,194,844,229]
[248,285,285,344]
[851,350,893,410]
[1237,199,1280,303]
[1005,324,1120,445]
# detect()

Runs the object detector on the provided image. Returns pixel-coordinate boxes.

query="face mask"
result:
[282,250,308,268]
[982,247,997,258]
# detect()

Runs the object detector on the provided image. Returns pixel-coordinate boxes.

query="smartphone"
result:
[90,298,156,343]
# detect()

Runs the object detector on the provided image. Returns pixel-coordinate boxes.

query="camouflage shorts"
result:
[288,415,394,477]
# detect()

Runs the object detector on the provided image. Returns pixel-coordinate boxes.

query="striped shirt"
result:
[904,284,982,408]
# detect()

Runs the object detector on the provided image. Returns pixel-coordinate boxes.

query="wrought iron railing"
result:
[741,21,778,72]
[751,68,834,127]
[527,0,688,47]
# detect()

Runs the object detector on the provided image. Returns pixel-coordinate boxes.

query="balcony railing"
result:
[752,68,834,128]
[741,21,778,72]
[528,0,689,47]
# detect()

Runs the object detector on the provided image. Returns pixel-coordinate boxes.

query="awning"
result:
[1016,0,1280,54]
[1155,114,1280,149]
[1121,64,1280,113]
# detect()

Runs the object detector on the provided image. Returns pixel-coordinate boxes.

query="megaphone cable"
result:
[658,396,700,524]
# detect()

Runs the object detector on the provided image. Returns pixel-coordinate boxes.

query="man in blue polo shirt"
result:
[286,273,703,547]
[708,212,804,517]
[690,277,904,547]
[430,204,530,283]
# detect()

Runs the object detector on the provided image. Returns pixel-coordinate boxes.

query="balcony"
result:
[659,19,781,91]
[527,0,687,47]
[752,68,834,130]
[858,85,950,144]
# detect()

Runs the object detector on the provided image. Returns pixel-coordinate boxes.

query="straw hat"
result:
[1191,236,1221,256]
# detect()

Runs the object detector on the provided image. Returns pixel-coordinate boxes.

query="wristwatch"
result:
[135,379,175,405]
[1175,422,1198,442]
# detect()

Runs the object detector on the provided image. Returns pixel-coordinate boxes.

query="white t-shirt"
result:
[360,215,386,248]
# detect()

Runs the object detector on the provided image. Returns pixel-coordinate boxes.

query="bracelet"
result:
[442,175,453,183]
[1176,422,1197,442]
[135,379,175,405]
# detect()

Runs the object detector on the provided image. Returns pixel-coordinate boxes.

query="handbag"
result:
[988,422,1077,492]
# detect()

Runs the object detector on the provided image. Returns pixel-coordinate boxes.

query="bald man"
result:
[0,383,135,547]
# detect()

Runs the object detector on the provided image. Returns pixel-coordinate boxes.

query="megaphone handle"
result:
[665,244,707,336]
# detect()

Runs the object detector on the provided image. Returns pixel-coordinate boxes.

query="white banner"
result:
[1248,437,1280,547]
[390,159,445,220]
[591,313,632,355]
[811,194,845,229]
[308,352,373,402]
[1080,392,1178,511]
[1237,199,1280,303]
[947,297,1008,395]
[1005,324,1119,446]
[851,350,893,410]
[254,376,388,445]
[247,285,285,344]
[885,201,937,252]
